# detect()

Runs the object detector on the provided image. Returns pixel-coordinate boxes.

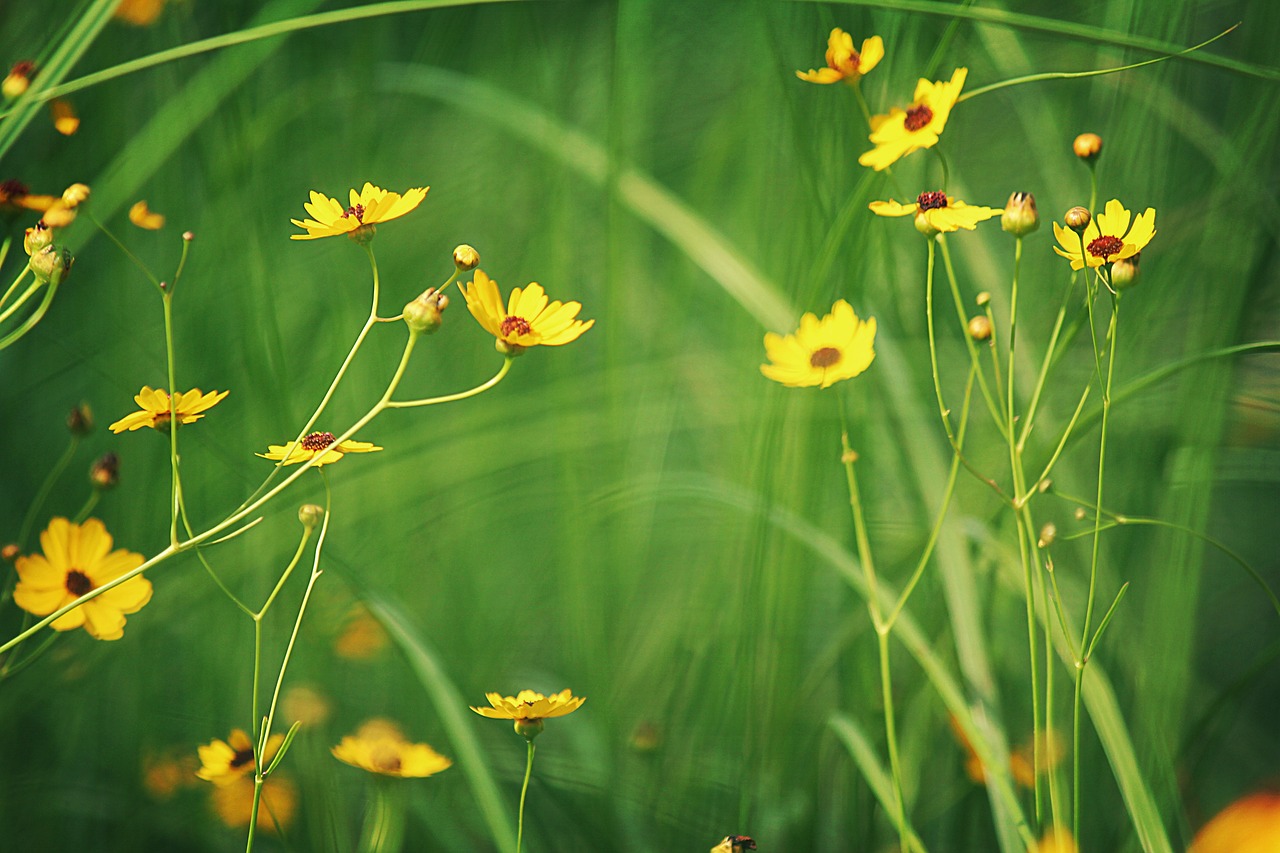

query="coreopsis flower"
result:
[256,431,382,467]
[760,299,877,389]
[332,719,453,778]
[795,29,884,85]
[472,689,586,739]
[859,68,967,171]
[211,774,297,834]
[2,62,34,99]
[142,750,199,800]
[196,728,284,786]
[129,200,165,230]
[870,190,1000,236]
[1190,791,1280,853]
[0,179,57,216]
[1052,199,1155,271]
[51,99,79,135]
[334,604,389,660]
[12,518,152,640]
[108,387,228,433]
[711,835,758,852]
[460,270,594,354]
[289,182,427,241]
[114,0,166,26]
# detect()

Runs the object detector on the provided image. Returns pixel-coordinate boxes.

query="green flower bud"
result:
[403,288,449,334]
[1111,254,1141,290]
[1064,206,1091,234]
[453,244,480,271]
[1002,191,1039,236]
[29,244,73,285]
[514,718,544,741]
[298,504,325,529]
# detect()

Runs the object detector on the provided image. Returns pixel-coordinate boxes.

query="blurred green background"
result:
[1,0,1278,850]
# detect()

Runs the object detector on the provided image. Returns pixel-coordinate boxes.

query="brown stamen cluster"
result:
[1087,235,1124,260]
[65,569,93,596]
[809,346,842,368]
[904,105,934,131]
[916,191,948,211]
[0,179,29,201]
[229,748,255,770]
[831,49,860,73]
[342,203,365,222]
[501,316,532,337]
[302,431,336,451]
[9,61,34,79]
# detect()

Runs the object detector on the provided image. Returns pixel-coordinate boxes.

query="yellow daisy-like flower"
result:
[0,179,58,216]
[760,300,877,389]
[859,67,967,171]
[1190,791,1280,853]
[255,431,382,467]
[796,29,884,85]
[332,719,453,778]
[196,728,285,787]
[471,689,586,724]
[870,190,1000,234]
[289,182,428,240]
[461,270,594,353]
[711,835,758,852]
[1052,199,1156,271]
[12,517,151,640]
[211,774,297,834]
[108,386,228,433]
[129,199,165,230]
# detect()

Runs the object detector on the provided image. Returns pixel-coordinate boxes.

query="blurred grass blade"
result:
[828,713,927,851]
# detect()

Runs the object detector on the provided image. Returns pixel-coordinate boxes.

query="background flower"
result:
[290,182,427,239]
[859,67,967,171]
[108,387,227,433]
[760,300,877,388]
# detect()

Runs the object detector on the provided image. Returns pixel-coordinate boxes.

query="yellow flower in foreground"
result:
[461,270,594,353]
[332,719,453,778]
[256,431,382,467]
[761,299,876,389]
[1190,791,1280,853]
[129,200,165,230]
[859,67,967,171]
[1032,828,1077,853]
[290,182,427,240]
[196,728,284,786]
[1052,198,1155,271]
[870,191,1000,235]
[12,518,151,640]
[472,688,586,722]
[796,29,884,85]
[211,774,296,834]
[0,179,58,216]
[109,386,228,433]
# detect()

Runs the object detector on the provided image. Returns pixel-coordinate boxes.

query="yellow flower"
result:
[1052,199,1156,271]
[211,774,297,834]
[796,29,884,85]
[332,719,453,778]
[114,0,166,26]
[334,603,389,660]
[51,99,79,136]
[109,387,228,433]
[0,179,58,216]
[760,299,877,389]
[142,750,198,800]
[461,270,594,353]
[256,431,382,467]
[859,68,967,171]
[1032,828,1078,853]
[870,191,1000,235]
[1190,791,1280,853]
[196,728,285,786]
[12,518,151,640]
[129,200,165,230]
[711,835,758,852]
[471,689,586,722]
[289,182,427,240]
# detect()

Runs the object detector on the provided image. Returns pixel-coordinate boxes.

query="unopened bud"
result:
[2,62,34,99]
[1073,133,1103,161]
[514,718,544,741]
[1038,522,1057,548]
[67,403,94,436]
[23,222,52,255]
[182,231,194,242]
[1,544,19,562]
[1064,206,1091,233]
[50,99,79,136]
[403,288,449,334]
[28,245,73,285]
[453,244,480,271]
[298,504,325,529]
[1037,479,1052,494]
[1111,254,1140,290]
[975,291,991,307]
[61,183,90,207]
[1074,507,1087,521]
[967,315,992,341]
[89,452,120,490]
[1002,191,1039,236]
[914,210,940,238]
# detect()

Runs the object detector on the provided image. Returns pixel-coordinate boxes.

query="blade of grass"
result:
[829,713,928,851]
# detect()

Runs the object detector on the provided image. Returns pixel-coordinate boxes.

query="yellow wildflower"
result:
[796,29,883,85]
[211,774,297,834]
[51,99,79,136]
[290,182,427,240]
[109,387,228,433]
[114,0,166,26]
[760,299,876,389]
[129,200,165,230]
[460,270,594,354]
[256,431,382,467]
[870,191,1000,235]
[1190,791,1280,853]
[332,719,453,778]
[859,68,967,171]
[1032,828,1078,853]
[196,728,284,787]
[1052,199,1155,271]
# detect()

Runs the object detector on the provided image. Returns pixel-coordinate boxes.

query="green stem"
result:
[162,292,183,547]
[70,489,101,524]
[0,279,44,327]
[937,236,1005,430]
[0,262,30,313]
[18,434,79,547]
[517,740,535,853]
[359,779,406,853]
[387,356,513,408]
[1018,271,1078,452]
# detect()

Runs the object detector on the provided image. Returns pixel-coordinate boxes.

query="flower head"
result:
[114,0,167,26]
[12,518,151,640]
[109,387,228,433]
[461,270,594,354]
[196,728,284,786]
[3,62,35,99]
[859,68,967,171]
[256,431,382,467]
[129,200,165,230]
[0,179,58,217]
[870,191,999,236]
[1191,791,1280,853]
[472,689,585,738]
[290,182,427,241]
[332,719,453,778]
[1052,199,1155,271]
[211,774,296,834]
[796,29,884,85]
[761,300,876,389]
[711,836,758,853]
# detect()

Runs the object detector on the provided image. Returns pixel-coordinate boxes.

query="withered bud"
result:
[1111,254,1140,290]
[1073,132,1103,161]
[1038,522,1057,548]
[1,543,19,562]
[968,315,992,341]
[67,402,94,435]
[61,183,90,207]
[1002,192,1039,236]
[1064,206,1092,233]
[24,222,52,255]
[453,244,480,271]
[28,244,73,285]
[975,291,991,307]
[298,504,325,529]
[89,452,120,490]
[403,288,449,334]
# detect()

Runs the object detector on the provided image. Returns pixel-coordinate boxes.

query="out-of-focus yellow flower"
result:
[1052,199,1155,271]
[196,728,284,787]
[0,179,57,216]
[332,719,453,778]
[3,61,35,99]
[796,29,883,85]
[461,270,594,355]
[870,191,1000,235]
[51,99,79,135]
[114,0,167,26]
[949,714,1065,789]
[290,182,427,240]
[760,299,876,389]
[334,604,389,660]
[13,518,151,640]
[859,68,967,171]
[1032,828,1077,853]
[129,200,165,230]
[109,387,228,433]
[256,431,382,467]
[143,751,198,800]
[282,685,332,727]
[211,774,297,834]
[1190,791,1280,853]
[711,835,758,852]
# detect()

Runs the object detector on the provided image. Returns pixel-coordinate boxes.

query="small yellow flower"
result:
[1032,828,1078,853]
[334,603,389,660]
[12,518,151,640]
[114,0,167,26]
[859,68,967,171]
[51,99,79,136]
[129,200,165,230]
[332,719,453,778]
[471,689,586,722]
[796,29,884,85]
[760,300,876,389]
[196,728,285,786]
[0,179,58,216]
[461,270,594,353]
[3,61,35,99]
[142,750,198,800]
[290,182,427,240]
[256,431,382,467]
[1191,791,1280,853]
[109,387,228,433]
[211,774,297,834]
[870,191,1000,234]
[1052,199,1156,271]
[711,836,758,852]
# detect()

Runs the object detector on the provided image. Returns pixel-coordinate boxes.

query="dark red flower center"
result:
[302,431,336,451]
[501,316,532,337]
[229,748,255,770]
[830,49,860,72]
[1086,235,1124,260]
[65,569,93,596]
[0,179,29,200]
[372,749,402,773]
[10,61,35,78]
[904,105,934,132]
[916,191,948,211]
[342,203,365,222]
[810,347,842,368]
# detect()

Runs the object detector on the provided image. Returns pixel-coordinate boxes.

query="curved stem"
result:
[516,740,535,853]
[387,356,513,408]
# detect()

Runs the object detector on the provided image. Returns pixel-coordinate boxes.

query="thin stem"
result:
[387,356,513,408]
[517,740,535,853]
[938,236,1005,430]
[0,278,42,326]
[90,213,164,294]
[70,489,101,524]
[162,292,183,547]
[1018,271,1079,452]
[19,435,79,547]
[0,279,59,350]
[0,262,30,312]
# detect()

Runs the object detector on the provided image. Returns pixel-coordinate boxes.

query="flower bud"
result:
[1,543,19,562]
[514,718,544,741]
[61,183,90,207]
[23,222,52,255]
[967,315,992,341]
[90,452,120,490]
[453,244,480,271]
[67,403,94,435]
[1073,132,1103,161]
[1064,206,1091,234]
[1038,522,1057,548]
[403,288,449,334]
[1002,192,1039,236]
[913,210,940,238]
[28,245,73,285]
[1110,254,1140,290]
[2,62,34,99]
[1074,507,1087,521]
[975,291,991,307]
[50,99,79,136]
[298,504,325,529]
[41,203,76,228]
[496,339,525,358]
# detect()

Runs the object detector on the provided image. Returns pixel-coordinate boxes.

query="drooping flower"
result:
[290,182,427,240]
[1052,199,1156,271]
[870,190,1000,235]
[1190,791,1280,853]
[760,299,877,389]
[109,387,228,433]
[129,200,165,230]
[12,517,152,640]
[796,29,884,85]
[211,774,297,834]
[196,728,285,787]
[255,431,382,467]
[332,719,453,778]
[460,270,594,354]
[859,68,968,171]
